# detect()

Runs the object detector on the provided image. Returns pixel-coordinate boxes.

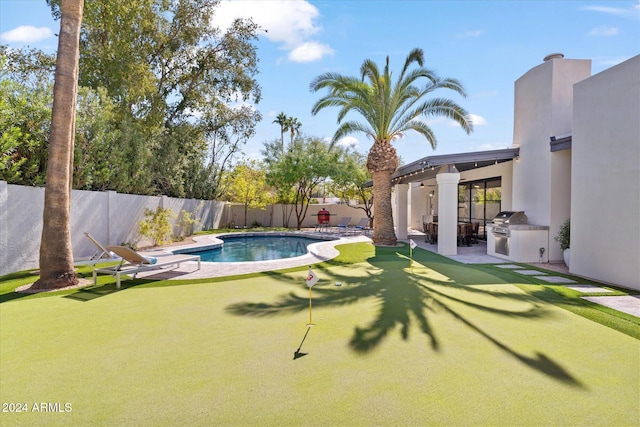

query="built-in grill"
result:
[492,211,528,255]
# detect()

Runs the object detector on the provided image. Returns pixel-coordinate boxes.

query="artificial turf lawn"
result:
[0,243,638,426]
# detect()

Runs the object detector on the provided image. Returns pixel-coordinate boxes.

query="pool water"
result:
[182,235,326,262]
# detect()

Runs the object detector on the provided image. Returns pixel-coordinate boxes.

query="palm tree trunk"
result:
[370,170,397,245]
[367,141,399,246]
[31,0,84,290]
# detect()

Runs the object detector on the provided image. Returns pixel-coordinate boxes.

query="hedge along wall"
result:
[0,181,225,276]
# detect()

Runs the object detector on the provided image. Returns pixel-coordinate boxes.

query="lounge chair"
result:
[84,232,116,260]
[92,245,201,289]
[350,218,371,235]
[333,217,352,234]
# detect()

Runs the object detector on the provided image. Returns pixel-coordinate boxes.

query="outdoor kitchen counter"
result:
[507,224,550,231]
[487,224,550,263]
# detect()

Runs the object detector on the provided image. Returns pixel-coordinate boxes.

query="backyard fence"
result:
[0,181,370,276]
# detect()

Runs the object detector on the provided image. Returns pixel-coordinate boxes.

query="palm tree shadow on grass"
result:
[226,246,584,387]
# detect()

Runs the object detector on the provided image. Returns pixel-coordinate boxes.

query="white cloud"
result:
[214,0,333,63]
[455,30,483,38]
[581,3,640,20]
[468,114,488,126]
[288,41,334,62]
[0,26,54,43]
[589,25,619,36]
[425,117,448,126]
[336,136,359,148]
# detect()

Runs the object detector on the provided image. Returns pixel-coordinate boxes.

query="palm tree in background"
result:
[31,0,84,290]
[310,48,473,246]
[287,116,302,145]
[272,111,288,151]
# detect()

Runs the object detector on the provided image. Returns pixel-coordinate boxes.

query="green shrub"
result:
[554,219,570,250]
[139,207,175,246]
[177,209,201,238]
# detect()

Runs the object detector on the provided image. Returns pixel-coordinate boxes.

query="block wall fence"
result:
[0,181,369,276]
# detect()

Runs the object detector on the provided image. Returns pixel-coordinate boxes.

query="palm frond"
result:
[310,47,473,143]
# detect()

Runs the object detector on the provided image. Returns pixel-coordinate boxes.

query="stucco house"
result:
[391,54,639,291]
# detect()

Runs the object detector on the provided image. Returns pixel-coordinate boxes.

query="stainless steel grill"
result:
[492,211,528,255]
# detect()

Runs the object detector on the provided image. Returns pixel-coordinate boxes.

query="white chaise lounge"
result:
[92,245,201,289]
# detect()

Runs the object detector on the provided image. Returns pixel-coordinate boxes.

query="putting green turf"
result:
[1,243,638,426]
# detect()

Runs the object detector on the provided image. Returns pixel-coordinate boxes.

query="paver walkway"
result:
[404,230,638,318]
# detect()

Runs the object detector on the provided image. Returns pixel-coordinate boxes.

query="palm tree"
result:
[31,0,84,290]
[287,117,302,145]
[272,111,288,151]
[310,48,473,245]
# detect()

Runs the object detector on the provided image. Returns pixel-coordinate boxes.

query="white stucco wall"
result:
[571,55,640,290]
[512,56,591,261]
[409,181,431,231]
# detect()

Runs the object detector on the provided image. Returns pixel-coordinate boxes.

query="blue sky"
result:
[1,0,639,163]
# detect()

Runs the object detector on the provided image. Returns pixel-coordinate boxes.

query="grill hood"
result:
[493,211,528,225]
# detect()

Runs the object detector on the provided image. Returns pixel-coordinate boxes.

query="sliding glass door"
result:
[458,177,501,240]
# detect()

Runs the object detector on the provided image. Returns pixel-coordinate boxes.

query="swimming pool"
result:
[174,234,333,262]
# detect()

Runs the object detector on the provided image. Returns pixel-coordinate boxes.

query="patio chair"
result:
[425,222,438,244]
[350,218,371,235]
[84,232,117,260]
[92,245,201,289]
[470,222,480,244]
[333,217,352,234]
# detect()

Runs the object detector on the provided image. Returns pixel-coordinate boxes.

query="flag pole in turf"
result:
[409,239,417,269]
[305,266,318,326]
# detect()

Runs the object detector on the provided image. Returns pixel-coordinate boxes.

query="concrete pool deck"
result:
[135,232,372,280]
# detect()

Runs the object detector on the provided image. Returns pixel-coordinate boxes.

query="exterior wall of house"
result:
[571,55,640,290]
[409,181,430,231]
[512,56,591,262]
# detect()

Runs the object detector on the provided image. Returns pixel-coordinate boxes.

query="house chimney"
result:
[543,53,564,62]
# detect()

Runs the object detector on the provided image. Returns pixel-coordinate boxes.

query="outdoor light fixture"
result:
[420,182,424,188]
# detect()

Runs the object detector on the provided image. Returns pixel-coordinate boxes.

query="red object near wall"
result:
[317,209,330,224]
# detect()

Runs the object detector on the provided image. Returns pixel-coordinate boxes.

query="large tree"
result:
[263,136,343,230]
[310,48,473,245]
[0,46,55,186]
[223,159,270,226]
[31,0,84,290]
[47,0,262,198]
[329,150,374,226]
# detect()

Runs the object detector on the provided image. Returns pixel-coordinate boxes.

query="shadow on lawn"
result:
[226,244,584,387]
